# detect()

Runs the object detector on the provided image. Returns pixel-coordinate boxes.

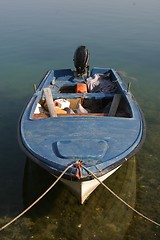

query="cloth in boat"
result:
[86,74,116,93]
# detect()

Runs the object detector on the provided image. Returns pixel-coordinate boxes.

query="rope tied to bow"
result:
[0,160,160,232]
[73,160,84,179]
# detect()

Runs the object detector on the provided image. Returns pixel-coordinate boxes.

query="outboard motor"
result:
[73,46,90,76]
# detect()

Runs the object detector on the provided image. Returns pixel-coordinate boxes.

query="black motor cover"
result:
[73,46,89,75]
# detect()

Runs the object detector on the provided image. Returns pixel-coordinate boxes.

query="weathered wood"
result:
[57,113,106,117]
[43,88,57,117]
[33,112,106,119]
[108,94,121,116]
[33,113,49,119]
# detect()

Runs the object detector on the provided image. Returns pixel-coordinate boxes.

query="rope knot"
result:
[73,160,83,179]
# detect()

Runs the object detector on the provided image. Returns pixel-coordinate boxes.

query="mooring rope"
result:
[82,164,160,227]
[0,164,73,232]
[0,162,159,232]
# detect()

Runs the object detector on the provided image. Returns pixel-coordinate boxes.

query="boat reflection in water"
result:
[23,156,136,240]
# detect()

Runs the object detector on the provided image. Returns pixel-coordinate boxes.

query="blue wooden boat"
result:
[18,46,146,203]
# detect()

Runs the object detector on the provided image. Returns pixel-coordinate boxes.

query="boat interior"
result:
[32,71,133,120]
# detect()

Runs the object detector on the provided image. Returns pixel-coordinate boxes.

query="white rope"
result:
[1,162,159,231]
[82,164,160,227]
[0,164,73,232]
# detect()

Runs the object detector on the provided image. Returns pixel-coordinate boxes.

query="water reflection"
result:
[21,157,136,240]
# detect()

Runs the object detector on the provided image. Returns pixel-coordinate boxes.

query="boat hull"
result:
[60,165,121,204]
[18,67,146,203]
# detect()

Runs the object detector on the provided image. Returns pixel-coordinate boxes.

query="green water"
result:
[0,0,160,239]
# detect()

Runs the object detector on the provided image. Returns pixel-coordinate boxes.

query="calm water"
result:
[0,0,160,239]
